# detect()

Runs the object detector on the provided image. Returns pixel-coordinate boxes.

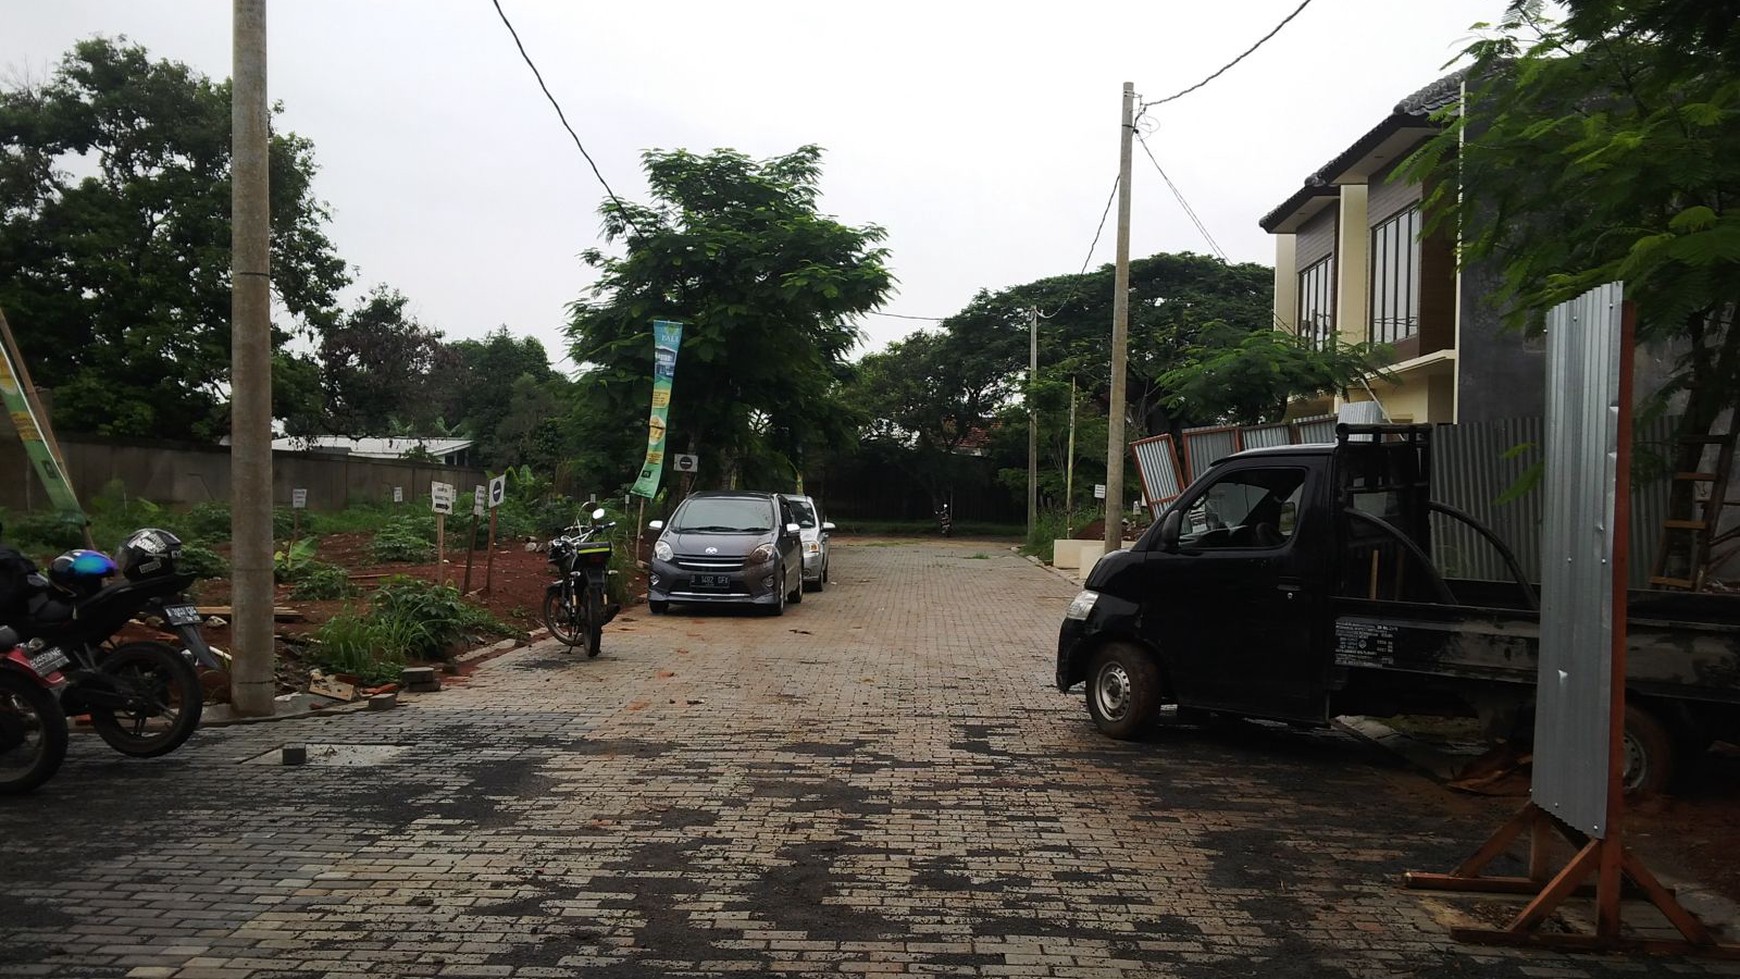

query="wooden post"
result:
[483,507,499,595]
[435,512,446,583]
[462,508,480,593]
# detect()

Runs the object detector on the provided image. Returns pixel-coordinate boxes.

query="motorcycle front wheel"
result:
[0,669,68,794]
[543,587,583,647]
[88,641,204,758]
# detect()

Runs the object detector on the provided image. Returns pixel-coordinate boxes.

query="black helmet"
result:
[115,528,184,580]
[48,548,118,594]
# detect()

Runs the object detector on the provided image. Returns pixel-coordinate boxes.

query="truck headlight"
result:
[1064,590,1099,621]
[654,540,673,562]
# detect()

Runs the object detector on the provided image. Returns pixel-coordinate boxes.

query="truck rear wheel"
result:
[1622,704,1675,798]
[1086,643,1161,740]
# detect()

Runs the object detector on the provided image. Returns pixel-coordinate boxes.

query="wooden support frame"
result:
[1405,301,1738,959]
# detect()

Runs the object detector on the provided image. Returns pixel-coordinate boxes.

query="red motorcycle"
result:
[0,624,70,794]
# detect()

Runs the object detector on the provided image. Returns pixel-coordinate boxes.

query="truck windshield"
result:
[1179,467,1306,549]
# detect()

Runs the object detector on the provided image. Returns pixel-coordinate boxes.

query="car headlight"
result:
[749,543,777,565]
[805,541,820,554]
[1064,590,1099,621]
[654,540,673,562]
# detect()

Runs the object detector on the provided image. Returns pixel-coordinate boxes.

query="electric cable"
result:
[1136,135,1227,261]
[1080,174,1121,274]
[1138,0,1318,111]
[489,0,637,232]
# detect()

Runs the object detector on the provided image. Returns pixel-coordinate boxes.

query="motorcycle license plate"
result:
[163,604,203,627]
[693,574,731,590]
[28,647,69,675]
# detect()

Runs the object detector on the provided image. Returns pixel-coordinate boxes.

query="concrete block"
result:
[281,744,307,766]
[401,666,441,693]
[367,692,397,711]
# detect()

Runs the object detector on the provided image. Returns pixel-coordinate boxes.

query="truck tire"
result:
[1622,704,1675,798]
[1086,643,1161,740]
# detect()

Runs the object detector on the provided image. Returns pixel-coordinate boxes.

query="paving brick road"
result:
[2,538,1736,978]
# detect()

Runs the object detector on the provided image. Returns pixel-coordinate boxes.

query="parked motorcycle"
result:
[0,625,69,794]
[936,502,953,538]
[543,506,619,658]
[13,528,220,758]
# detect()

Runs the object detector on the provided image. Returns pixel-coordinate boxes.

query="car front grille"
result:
[674,555,747,572]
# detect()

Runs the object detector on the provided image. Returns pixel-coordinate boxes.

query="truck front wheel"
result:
[1086,643,1161,740]
[1622,704,1675,798]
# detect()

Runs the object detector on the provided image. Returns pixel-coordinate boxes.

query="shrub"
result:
[291,561,358,600]
[369,575,503,660]
[179,502,233,541]
[6,510,89,554]
[371,515,435,563]
[308,609,405,685]
[178,543,230,580]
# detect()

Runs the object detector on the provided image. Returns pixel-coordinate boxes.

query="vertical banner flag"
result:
[630,320,684,498]
[0,333,84,518]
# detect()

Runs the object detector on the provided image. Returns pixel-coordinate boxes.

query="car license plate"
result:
[28,647,69,675]
[163,604,203,627]
[693,574,730,590]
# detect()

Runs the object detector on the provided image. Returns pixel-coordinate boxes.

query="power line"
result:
[1080,174,1121,274]
[868,311,948,322]
[1138,0,1317,111]
[1136,135,1227,261]
[489,0,636,232]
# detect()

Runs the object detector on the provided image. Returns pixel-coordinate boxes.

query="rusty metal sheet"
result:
[1180,425,1240,484]
[1130,433,1184,514]
[1293,414,1339,444]
[1533,281,1624,838]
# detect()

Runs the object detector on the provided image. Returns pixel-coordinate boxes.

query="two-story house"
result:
[1260,71,1545,424]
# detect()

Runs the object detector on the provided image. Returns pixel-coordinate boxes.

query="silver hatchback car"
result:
[780,494,834,591]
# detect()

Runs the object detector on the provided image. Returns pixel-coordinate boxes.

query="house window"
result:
[1297,258,1335,349]
[1369,206,1422,345]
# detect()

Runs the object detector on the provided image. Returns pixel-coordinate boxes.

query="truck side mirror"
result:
[1158,509,1183,552]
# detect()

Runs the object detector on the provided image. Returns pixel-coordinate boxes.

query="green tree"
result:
[0,37,348,439]
[433,326,561,466]
[1159,327,1390,426]
[567,145,893,492]
[844,329,1015,506]
[1406,1,1740,446]
[318,286,454,435]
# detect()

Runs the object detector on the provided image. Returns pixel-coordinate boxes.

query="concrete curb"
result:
[1013,547,1084,588]
[198,631,540,728]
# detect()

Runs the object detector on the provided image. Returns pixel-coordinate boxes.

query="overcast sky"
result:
[6,0,1504,370]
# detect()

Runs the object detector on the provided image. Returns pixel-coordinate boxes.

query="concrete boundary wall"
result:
[0,435,487,512]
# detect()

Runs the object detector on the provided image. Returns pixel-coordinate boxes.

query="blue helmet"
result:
[48,548,118,591]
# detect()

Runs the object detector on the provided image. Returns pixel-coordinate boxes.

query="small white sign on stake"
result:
[488,474,506,508]
[473,485,486,517]
[393,485,404,504]
[431,481,454,515]
[1093,483,1107,500]
[291,488,308,510]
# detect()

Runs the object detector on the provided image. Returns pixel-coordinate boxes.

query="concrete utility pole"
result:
[1026,306,1039,538]
[1104,82,1135,553]
[230,0,274,717]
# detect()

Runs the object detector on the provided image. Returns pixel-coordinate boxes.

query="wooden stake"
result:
[462,508,480,593]
[436,512,446,584]
[483,507,498,595]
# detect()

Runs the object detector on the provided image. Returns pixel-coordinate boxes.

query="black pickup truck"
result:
[1056,425,1740,795]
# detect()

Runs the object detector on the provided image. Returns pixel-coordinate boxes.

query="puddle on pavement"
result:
[243,743,411,766]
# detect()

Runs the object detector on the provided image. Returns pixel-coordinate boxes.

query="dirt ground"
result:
[174,531,645,695]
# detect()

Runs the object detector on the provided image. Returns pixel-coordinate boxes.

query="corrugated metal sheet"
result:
[1130,434,1184,513]
[1181,427,1240,484]
[1241,423,1293,449]
[1532,280,1624,839]
[1429,419,1669,589]
[1294,415,1339,444]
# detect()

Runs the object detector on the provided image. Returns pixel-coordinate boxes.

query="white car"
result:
[780,494,834,591]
